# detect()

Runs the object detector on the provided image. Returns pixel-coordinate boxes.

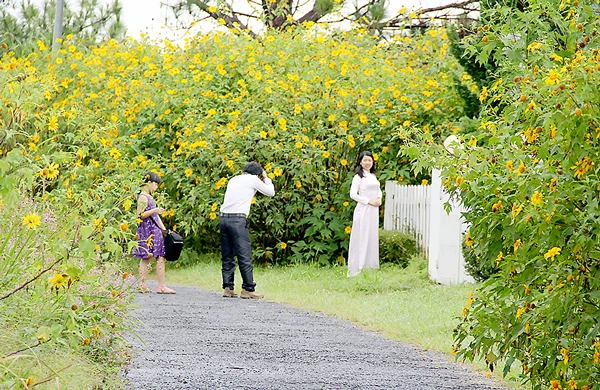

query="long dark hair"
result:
[354,151,376,178]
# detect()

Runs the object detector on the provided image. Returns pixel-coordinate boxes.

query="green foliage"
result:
[378,229,418,268]
[0,0,125,56]
[0,25,476,266]
[409,1,600,388]
[461,233,497,282]
[0,147,133,387]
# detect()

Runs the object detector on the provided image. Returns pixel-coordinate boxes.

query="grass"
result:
[0,326,126,389]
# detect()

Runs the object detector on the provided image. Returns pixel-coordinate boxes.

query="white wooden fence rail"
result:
[383,169,474,285]
[383,181,430,254]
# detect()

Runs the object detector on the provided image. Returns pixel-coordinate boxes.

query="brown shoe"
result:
[223,288,238,298]
[240,289,264,299]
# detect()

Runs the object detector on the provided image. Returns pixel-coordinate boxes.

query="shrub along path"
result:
[124,282,506,390]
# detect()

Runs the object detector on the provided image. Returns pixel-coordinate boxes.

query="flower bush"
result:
[0,25,475,264]
[0,156,133,387]
[407,1,600,388]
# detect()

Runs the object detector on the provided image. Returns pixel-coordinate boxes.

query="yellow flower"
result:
[48,273,69,290]
[185,168,193,177]
[120,223,128,232]
[506,160,514,170]
[516,307,526,319]
[561,348,569,365]
[465,232,473,247]
[23,212,42,229]
[209,212,216,220]
[345,226,352,234]
[295,142,303,149]
[48,115,59,131]
[531,191,542,206]
[274,168,283,177]
[511,203,523,217]
[295,181,302,189]
[545,70,560,86]
[37,39,48,50]
[573,157,592,179]
[123,199,133,212]
[280,242,287,249]
[323,151,330,158]
[513,239,522,253]
[341,159,348,166]
[373,153,378,161]
[259,131,267,138]
[479,86,488,102]
[211,203,218,211]
[343,201,349,207]
[544,247,561,261]
[215,177,227,190]
[359,114,368,124]
[527,41,542,53]
[491,201,502,212]
[38,162,60,180]
[421,179,428,185]
[146,234,154,249]
[109,148,121,160]
[328,114,336,122]
[516,160,525,175]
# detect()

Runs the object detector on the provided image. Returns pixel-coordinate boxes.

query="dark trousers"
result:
[220,215,256,292]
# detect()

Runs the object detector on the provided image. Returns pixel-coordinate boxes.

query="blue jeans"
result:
[219,214,256,292]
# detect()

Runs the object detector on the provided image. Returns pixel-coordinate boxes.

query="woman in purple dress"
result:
[133,172,176,294]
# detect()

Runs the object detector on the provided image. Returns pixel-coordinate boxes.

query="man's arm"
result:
[254,172,275,197]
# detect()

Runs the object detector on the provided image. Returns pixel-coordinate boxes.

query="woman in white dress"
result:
[347,151,383,277]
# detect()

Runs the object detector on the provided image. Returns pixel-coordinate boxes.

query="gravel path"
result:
[124,282,507,390]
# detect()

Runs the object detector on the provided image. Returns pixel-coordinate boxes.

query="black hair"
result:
[243,162,263,176]
[354,151,376,178]
[143,172,161,184]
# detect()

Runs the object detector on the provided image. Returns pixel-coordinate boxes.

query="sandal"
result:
[138,285,152,293]
[156,286,176,294]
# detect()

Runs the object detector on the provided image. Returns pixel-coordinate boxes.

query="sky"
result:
[120,0,467,41]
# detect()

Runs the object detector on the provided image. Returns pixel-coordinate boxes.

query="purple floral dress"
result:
[132,193,166,259]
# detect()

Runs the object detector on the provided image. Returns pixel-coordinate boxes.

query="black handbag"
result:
[149,217,183,261]
[164,230,183,262]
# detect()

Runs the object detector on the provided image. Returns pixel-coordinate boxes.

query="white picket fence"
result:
[383,182,431,254]
[383,169,474,285]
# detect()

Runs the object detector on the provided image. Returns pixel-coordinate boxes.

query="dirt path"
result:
[124,282,507,390]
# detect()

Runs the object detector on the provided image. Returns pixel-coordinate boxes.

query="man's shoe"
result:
[223,288,238,298]
[240,289,264,299]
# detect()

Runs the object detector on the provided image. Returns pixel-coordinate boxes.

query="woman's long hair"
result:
[354,151,376,178]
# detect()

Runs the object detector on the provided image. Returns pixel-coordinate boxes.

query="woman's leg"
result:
[139,257,151,292]
[156,257,176,294]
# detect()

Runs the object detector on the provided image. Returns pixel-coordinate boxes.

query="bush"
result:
[408,1,600,388]
[461,234,497,282]
[0,26,476,265]
[379,229,418,268]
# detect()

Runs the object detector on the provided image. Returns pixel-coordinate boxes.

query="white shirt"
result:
[220,174,275,217]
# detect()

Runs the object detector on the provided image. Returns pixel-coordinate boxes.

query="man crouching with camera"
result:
[219,162,275,299]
